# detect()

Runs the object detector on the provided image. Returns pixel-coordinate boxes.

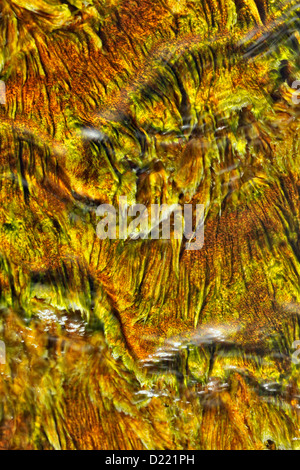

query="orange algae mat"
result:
[1,0,300,450]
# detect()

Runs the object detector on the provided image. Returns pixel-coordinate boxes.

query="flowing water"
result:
[1,0,300,450]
